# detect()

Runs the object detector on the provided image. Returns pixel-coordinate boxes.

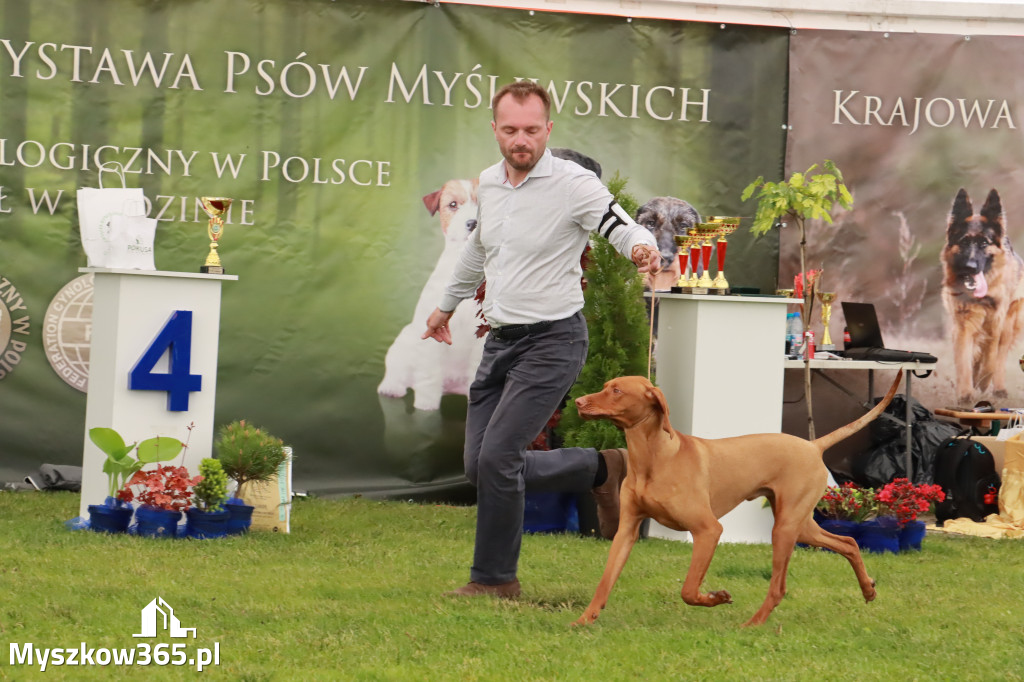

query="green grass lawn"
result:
[2,492,1023,681]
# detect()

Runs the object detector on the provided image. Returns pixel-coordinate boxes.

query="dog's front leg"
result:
[952,320,976,403]
[573,501,643,627]
[680,519,732,608]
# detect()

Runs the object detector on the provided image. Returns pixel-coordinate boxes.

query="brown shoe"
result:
[444,579,521,599]
[593,448,628,539]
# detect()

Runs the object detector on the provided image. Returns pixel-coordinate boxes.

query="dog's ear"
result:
[981,189,1004,236]
[647,386,672,434]
[948,188,973,243]
[422,189,443,216]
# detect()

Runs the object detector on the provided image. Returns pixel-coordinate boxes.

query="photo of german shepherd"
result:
[941,188,1024,403]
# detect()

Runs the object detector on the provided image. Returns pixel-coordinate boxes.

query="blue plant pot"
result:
[225,500,254,535]
[524,492,578,534]
[857,517,901,554]
[134,505,182,538]
[87,497,133,534]
[899,519,927,552]
[818,518,862,541]
[185,507,230,539]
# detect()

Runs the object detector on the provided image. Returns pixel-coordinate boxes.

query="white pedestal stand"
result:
[79,268,236,519]
[648,293,789,543]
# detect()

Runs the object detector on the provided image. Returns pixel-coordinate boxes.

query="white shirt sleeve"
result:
[572,174,657,259]
[438,225,486,313]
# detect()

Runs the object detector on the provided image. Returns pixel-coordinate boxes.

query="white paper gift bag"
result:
[77,163,156,270]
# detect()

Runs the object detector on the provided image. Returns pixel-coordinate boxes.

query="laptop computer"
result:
[840,302,937,363]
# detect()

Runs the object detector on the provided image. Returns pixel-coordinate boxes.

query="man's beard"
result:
[504,146,538,172]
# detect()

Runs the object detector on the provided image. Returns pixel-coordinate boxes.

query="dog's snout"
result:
[466,219,478,233]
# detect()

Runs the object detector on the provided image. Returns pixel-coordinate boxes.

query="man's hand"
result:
[422,308,455,345]
[631,244,662,274]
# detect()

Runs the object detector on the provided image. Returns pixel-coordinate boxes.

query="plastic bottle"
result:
[784,312,794,356]
[805,330,816,359]
[787,311,803,357]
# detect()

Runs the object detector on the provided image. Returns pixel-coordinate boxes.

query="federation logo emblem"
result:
[0,275,31,381]
[43,274,93,392]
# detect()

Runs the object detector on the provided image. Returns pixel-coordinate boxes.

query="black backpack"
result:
[933,434,1001,524]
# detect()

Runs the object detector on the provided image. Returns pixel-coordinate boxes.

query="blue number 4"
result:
[129,310,203,411]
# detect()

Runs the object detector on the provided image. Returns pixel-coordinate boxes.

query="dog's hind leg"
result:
[573,507,644,627]
[679,517,732,609]
[743,519,800,627]
[797,520,877,603]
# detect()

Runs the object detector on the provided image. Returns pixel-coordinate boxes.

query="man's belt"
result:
[488,320,555,341]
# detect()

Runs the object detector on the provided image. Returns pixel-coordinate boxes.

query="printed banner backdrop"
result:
[0,0,786,496]
[786,30,1024,415]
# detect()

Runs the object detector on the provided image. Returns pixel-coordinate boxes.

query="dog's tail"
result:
[812,372,903,453]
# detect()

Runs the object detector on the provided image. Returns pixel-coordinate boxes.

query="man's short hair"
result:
[491,81,551,120]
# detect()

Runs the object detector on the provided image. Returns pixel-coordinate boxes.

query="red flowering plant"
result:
[873,478,945,527]
[816,482,875,523]
[117,465,203,512]
[114,426,201,512]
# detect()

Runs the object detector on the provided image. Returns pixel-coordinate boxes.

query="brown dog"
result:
[572,373,902,627]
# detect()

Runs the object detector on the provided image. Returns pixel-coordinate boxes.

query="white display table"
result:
[79,268,237,518]
[648,292,790,543]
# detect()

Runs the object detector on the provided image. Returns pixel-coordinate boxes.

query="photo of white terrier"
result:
[377,179,485,411]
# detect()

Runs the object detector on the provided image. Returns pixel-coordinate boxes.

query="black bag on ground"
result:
[850,395,959,487]
[933,433,1000,524]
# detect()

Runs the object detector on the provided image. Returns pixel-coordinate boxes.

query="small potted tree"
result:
[185,458,231,539]
[214,420,287,534]
[742,160,853,438]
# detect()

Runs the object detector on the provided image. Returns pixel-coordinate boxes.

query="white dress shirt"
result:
[438,150,657,327]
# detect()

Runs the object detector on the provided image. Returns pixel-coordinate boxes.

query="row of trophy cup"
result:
[673,216,740,294]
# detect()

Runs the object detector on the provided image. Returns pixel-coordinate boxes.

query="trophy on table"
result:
[690,222,721,294]
[816,291,837,350]
[706,216,741,294]
[673,229,703,292]
[199,197,232,275]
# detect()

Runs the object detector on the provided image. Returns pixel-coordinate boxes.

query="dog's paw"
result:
[376,380,409,398]
[571,611,599,627]
[863,578,877,603]
[708,590,733,606]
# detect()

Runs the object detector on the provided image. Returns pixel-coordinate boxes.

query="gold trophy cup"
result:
[200,197,232,274]
[816,291,837,349]
[673,230,703,291]
[692,223,721,293]
[706,216,740,293]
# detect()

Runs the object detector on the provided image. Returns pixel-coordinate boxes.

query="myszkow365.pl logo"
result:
[8,597,221,672]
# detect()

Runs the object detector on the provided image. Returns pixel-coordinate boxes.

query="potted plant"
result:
[86,427,189,534]
[742,161,853,438]
[874,478,945,551]
[115,428,197,538]
[815,482,875,541]
[185,458,231,539]
[213,420,287,534]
